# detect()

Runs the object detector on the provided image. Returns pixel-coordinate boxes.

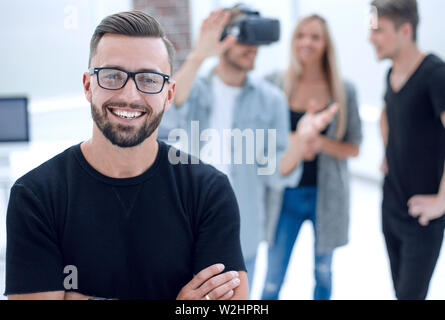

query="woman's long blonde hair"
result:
[284,14,347,140]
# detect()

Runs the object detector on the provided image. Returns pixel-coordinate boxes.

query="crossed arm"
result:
[8,264,248,300]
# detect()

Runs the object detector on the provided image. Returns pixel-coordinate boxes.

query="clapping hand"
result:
[296,101,338,142]
[295,101,338,160]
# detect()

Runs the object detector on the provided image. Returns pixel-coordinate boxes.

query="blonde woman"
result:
[262,15,363,300]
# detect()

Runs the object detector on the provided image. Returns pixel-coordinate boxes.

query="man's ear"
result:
[83,72,92,103]
[400,22,414,42]
[164,80,176,112]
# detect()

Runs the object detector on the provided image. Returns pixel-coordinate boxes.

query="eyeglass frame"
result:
[88,67,171,94]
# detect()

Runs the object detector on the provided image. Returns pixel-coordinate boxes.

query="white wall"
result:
[0,0,132,109]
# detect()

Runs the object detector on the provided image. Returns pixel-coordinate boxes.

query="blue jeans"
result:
[261,186,334,300]
[245,255,256,299]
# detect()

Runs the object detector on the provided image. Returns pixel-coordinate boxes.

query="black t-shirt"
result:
[383,54,445,217]
[290,110,330,187]
[5,141,245,299]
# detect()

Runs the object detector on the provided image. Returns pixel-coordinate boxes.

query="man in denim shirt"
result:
[161,6,337,290]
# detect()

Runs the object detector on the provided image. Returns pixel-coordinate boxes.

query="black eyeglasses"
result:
[89,67,170,94]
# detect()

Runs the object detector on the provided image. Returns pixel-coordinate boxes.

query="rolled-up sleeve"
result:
[258,90,302,189]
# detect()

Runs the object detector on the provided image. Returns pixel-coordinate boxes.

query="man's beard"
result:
[91,100,165,148]
[224,49,255,72]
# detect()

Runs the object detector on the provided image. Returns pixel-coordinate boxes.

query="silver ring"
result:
[205,294,211,300]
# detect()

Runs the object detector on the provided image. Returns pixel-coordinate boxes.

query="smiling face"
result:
[83,34,175,148]
[293,18,327,66]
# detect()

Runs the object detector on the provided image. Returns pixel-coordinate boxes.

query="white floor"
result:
[0,176,444,300]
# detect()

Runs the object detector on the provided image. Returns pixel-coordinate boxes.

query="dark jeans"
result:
[382,206,444,300]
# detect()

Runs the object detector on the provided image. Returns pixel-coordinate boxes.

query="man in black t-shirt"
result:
[5,11,247,300]
[370,0,445,300]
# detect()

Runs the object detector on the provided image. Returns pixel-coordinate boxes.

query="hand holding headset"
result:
[220,4,280,46]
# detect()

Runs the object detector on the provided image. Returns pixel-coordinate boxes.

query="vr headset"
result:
[220,5,280,46]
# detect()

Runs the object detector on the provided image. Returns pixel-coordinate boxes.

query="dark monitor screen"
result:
[0,97,29,142]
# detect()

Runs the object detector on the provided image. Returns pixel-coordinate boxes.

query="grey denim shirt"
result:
[266,71,363,253]
[161,69,302,260]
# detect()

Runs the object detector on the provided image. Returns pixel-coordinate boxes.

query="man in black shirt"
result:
[370,0,445,300]
[5,11,247,300]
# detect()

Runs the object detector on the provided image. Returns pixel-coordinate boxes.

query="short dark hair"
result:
[371,0,419,41]
[89,11,175,75]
